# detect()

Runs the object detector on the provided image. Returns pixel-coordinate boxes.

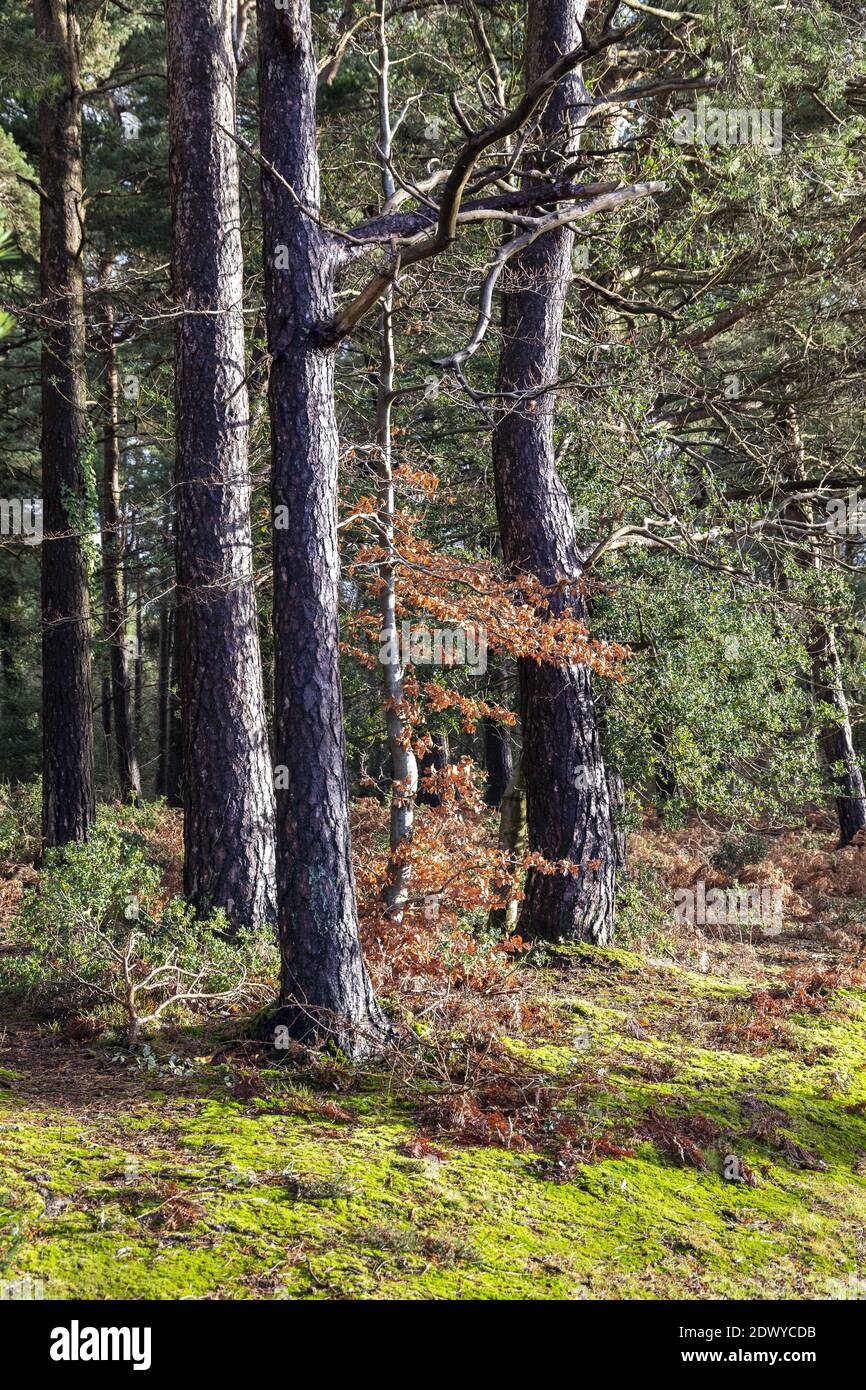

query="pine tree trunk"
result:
[34,0,95,846]
[257,0,388,1052]
[492,0,615,943]
[166,0,277,929]
[101,303,141,802]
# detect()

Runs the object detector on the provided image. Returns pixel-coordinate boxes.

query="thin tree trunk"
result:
[652,728,677,808]
[482,541,513,809]
[133,579,143,743]
[376,7,417,913]
[0,574,29,780]
[811,622,866,847]
[101,300,141,802]
[156,602,171,799]
[489,757,527,932]
[166,0,276,929]
[492,0,615,942]
[100,670,113,747]
[166,605,183,809]
[784,413,865,848]
[606,765,628,881]
[34,0,95,846]
[257,0,388,1052]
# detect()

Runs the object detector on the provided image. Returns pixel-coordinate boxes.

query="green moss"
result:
[3,948,865,1300]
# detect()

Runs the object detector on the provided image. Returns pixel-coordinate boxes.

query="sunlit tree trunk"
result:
[166,0,277,928]
[492,0,615,942]
[257,0,388,1051]
[34,0,95,846]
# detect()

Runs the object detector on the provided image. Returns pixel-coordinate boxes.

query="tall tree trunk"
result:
[492,0,615,942]
[166,0,276,929]
[377,289,418,908]
[34,0,95,846]
[257,0,388,1052]
[101,301,141,802]
[376,7,417,913]
[810,622,866,847]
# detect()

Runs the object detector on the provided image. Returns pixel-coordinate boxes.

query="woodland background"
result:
[0,0,865,1301]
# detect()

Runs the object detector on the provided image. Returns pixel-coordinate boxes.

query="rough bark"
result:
[492,0,615,942]
[166,0,277,928]
[257,0,389,1053]
[810,623,866,847]
[34,0,95,846]
[101,302,141,802]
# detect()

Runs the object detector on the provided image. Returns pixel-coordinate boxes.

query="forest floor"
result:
[1,813,865,1300]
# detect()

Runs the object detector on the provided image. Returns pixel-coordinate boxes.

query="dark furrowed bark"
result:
[492,0,615,943]
[35,0,95,847]
[166,0,276,929]
[101,303,141,803]
[257,0,389,1055]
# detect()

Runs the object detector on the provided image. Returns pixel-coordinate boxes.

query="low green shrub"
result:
[1,811,277,1043]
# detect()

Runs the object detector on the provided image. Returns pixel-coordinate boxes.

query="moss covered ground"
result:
[2,913,865,1300]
